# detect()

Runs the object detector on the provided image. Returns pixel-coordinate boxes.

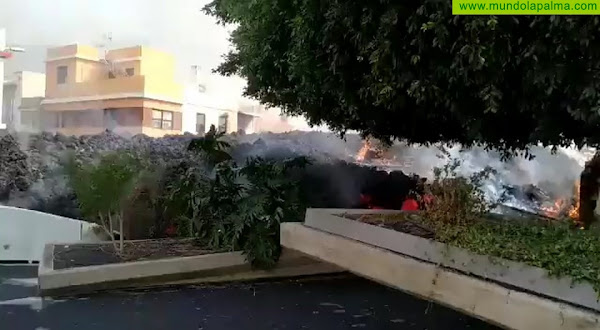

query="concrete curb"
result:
[281,223,600,330]
[38,244,341,297]
[305,208,600,312]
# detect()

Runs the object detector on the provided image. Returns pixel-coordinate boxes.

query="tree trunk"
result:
[119,212,124,254]
[102,213,119,254]
[579,152,600,229]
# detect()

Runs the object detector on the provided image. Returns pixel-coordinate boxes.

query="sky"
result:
[0,0,231,73]
[0,0,323,130]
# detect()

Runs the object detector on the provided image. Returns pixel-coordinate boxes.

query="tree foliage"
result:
[165,134,309,269]
[65,152,142,253]
[204,1,600,154]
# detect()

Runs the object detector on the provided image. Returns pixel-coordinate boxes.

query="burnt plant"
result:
[423,158,497,227]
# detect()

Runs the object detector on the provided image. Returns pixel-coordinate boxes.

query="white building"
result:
[0,28,6,130]
[182,66,261,135]
[182,65,331,135]
[1,28,29,131]
[3,71,45,132]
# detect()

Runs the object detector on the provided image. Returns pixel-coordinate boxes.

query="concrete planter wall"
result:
[0,206,104,263]
[39,244,342,297]
[304,208,600,313]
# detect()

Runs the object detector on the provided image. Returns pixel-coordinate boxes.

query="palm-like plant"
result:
[167,131,310,268]
[187,128,232,168]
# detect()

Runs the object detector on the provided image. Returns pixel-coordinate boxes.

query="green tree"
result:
[65,152,142,254]
[204,1,600,226]
[204,1,600,152]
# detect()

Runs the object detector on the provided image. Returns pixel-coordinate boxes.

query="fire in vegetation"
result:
[354,139,431,211]
[357,172,429,211]
[354,138,585,222]
[539,180,580,222]
[356,139,382,162]
[570,180,580,219]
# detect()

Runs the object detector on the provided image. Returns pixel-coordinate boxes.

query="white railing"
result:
[0,206,103,263]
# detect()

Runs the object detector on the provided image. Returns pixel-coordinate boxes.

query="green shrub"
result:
[164,134,309,269]
[124,161,165,239]
[65,151,143,253]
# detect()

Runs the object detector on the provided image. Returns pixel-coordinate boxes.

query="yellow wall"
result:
[75,45,100,60]
[144,76,183,100]
[43,44,183,138]
[105,46,143,77]
[75,59,103,82]
[43,98,182,113]
[113,60,142,77]
[45,44,182,104]
[105,46,142,60]
[47,75,145,99]
[45,58,77,96]
[140,47,176,80]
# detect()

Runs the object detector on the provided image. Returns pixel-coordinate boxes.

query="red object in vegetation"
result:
[401,198,419,211]
[423,194,435,205]
[165,225,177,236]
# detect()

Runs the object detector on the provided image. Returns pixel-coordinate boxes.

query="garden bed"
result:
[39,239,341,297]
[304,208,600,313]
[52,239,216,270]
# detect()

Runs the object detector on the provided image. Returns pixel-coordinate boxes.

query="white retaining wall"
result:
[0,206,102,262]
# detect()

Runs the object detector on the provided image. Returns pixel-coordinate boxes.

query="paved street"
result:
[0,266,497,330]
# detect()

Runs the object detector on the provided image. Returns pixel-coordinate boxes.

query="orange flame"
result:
[356,140,372,162]
[540,199,565,218]
[568,180,580,220]
[539,180,579,220]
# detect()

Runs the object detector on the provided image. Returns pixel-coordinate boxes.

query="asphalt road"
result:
[0,266,498,330]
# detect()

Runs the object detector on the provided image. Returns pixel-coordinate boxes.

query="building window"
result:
[218,114,228,133]
[104,108,142,127]
[57,66,68,84]
[126,68,135,76]
[152,110,173,130]
[108,71,116,79]
[196,113,206,134]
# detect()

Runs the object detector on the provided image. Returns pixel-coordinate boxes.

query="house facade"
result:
[2,71,46,132]
[41,44,183,137]
[182,65,260,135]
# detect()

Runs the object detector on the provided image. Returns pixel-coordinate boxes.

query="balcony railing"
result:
[46,75,183,103]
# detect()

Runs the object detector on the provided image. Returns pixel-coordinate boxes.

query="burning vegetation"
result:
[538,181,580,221]
[353,138,430,211]
[356,139,382,162]
[353,139,585,224]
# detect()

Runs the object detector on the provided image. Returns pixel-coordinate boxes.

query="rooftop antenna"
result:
[96,32,113,58]
[96,32,126,78]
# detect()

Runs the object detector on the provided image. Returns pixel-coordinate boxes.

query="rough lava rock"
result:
[0,130,365,217]
[0,130,572,219]
[0,134,38,200]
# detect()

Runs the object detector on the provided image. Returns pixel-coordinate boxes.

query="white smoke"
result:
[382,142,591,214]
